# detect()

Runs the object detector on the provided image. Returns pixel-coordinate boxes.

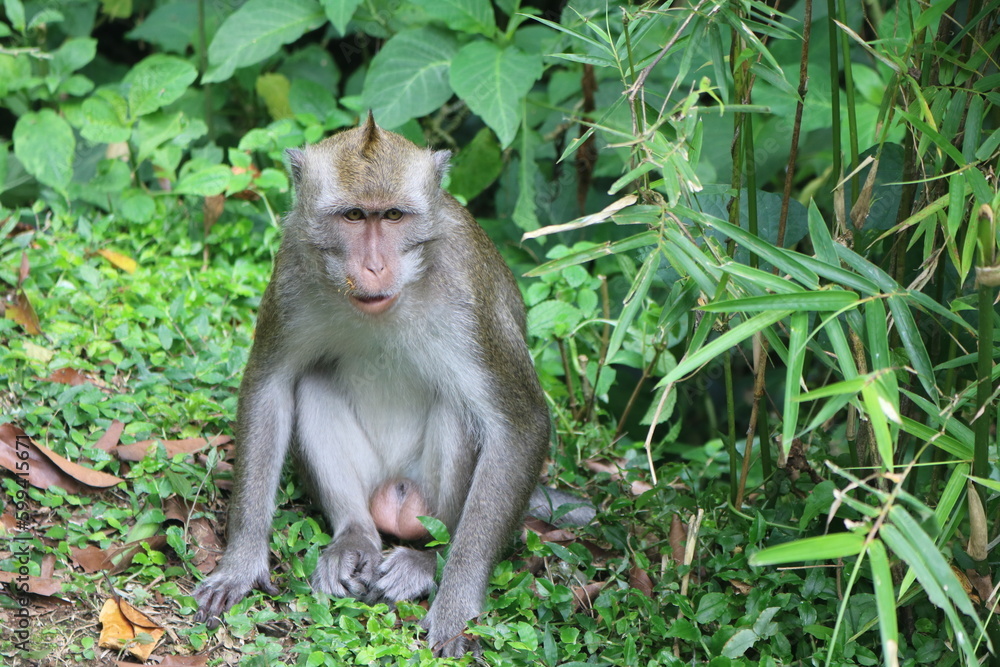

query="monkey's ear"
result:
[285,148,305,187]
[432,150,452,185]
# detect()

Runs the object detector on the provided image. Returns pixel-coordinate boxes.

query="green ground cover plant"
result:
[1,0,998,665]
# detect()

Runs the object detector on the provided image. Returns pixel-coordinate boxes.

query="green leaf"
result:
[661,310,792,386]
[4,0,25,33]
[447,127,502,202]
[449,41,542,147]
[320,0,362,35]
[513,122,540,230]
[361,27,459,129]
[867,539,898,662]
[606,248,658,365]
[81,90,131,143]
[782,311,808,454]
[13,109,75,194]
[412,0,495,36]
[174,165,232,196]
[722,628,758,658]
[749,533,866,565]
[51,38,97,77]
[700,290,859,312]
[126,0,197,53]
[124,54,198,117]
[204,0,325,84]
[526,300,583,339]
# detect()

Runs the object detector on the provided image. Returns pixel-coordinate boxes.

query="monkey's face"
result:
[286,117,448,317]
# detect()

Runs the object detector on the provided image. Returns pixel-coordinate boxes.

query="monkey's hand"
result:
[193,566,278,629]
[370,547,437,603]
[421,597,482,658]
[311,528,381,600]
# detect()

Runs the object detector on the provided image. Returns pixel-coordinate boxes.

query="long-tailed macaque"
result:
[192,115,551,657]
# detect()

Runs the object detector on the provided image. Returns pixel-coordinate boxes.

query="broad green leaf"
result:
[447,127,502,202]
[449,41,542,147]
[289,78,337,121]
[721,628,758,658]
[412,0,495,36]
[81,90,131,143]
[4,0,25,33]
[51,38,97,77]
[661,310,792,386]
[749,533,866,565]
[256,73,293,120]
[361,27,458,129]
[174,164,232,196]
[320,0,362,35]
[13,109,75,194]
[126,0,197,53]
[513,123,540,230]
[526,300,583,339]
[700,290,859,313]
[124,54,198,117]
[204,0,325,84]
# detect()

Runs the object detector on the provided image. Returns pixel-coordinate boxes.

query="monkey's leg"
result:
[193,375,294,626]
[422,416,546,657]
[295,371,384,600]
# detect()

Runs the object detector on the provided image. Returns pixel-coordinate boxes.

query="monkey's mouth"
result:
[349,292,399,315]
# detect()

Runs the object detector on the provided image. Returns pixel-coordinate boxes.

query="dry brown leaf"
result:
[967,481,988,561]
[70,545,114,573]
[965,569,993,609]
[115,435,232,462]
[5,288,41,334]
[0,423,124,492]
[41,367,91,386]
[629,566,653,597]
[94,420,126,452]
[572,582,605,611]
[729,579,752,595]
[0,513,16,532]
[0,570,64,597]
[98,598,164,661]
[203,194,225,231]
[668,514,686,567]
[96,248,137,274]
[19,250,29,284]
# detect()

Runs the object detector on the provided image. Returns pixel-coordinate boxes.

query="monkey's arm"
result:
[193,349,295,625]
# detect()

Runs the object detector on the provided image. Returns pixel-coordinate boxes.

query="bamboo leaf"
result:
[749,533,866,566]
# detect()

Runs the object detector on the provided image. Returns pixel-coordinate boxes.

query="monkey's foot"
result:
[421,597,483,657]
[370,547,437,603]
[193,567,278,629]
[311,531,381,600]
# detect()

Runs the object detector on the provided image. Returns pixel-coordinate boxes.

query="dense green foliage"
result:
[1,0,999,665]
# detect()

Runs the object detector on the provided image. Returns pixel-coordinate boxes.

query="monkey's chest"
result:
[336,356,437,470]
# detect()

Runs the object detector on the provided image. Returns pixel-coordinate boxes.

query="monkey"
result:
[192,114,554,657]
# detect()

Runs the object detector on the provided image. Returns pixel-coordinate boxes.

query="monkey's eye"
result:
[344,208,365,221]
[384,208,403,221]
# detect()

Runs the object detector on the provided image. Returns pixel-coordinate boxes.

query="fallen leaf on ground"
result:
[99,598,164,661]
[629,566,653,597]
[0,570,64,597]
[96,248,137,273]
[0,423,124,493]
[94,420,126,452]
